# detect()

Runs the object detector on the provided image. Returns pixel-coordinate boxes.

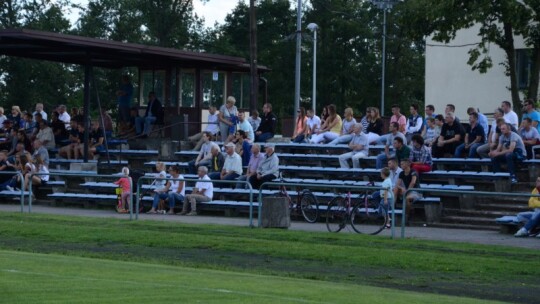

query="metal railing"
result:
[258,181,394,236]
[28,172,134,219]
[135,176,256,226]
[0,171,25,213]
[401,188,540,238]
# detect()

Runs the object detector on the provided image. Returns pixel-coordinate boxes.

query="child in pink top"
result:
[114,167,132,212]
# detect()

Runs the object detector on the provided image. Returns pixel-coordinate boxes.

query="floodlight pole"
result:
[294,0,302,124]
[307,23,318,114]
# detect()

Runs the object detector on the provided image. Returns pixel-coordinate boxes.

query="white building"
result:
[425,25,532,120]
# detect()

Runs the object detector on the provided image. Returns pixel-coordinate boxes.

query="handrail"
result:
[0,171,25,213]
[135,176,255,227]
[258,181,393,237]
[28,172,133,220]
[401,188,540,238]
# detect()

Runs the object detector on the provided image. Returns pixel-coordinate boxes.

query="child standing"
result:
[114,167,132,213]
[380,167,394,228]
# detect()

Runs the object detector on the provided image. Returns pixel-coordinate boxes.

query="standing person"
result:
[409,135,432,174]
[432,112,465,158]
[236,144,264,189]
[521,98,540,133]
[338,124,369,169]
[454,112,485,158]
[514,177,540,237]
[255,103,277,142]
[135,91,163,138]
[180,166,214,216]
[32,103,48,122]
[116,75,134,124]
[520,118,540,158]
[291,107,308,143]
[147,165,185,214]
[248,110,261,132]
[395,159,422,223]
[189,106,219,150]
[405,104,423,144]
[366,107,383,144]
[489,123,526,184]
[329,107,356,145]
[218,96,238,142]
[249,144,279,190]
[113,167,132,213]
[309,104,342,144]
[380,167,394,227]
[501,100,519,129]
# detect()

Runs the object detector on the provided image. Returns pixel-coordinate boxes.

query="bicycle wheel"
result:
[326,196,348,233]
[350,194,387,235]
[300,190,319,223]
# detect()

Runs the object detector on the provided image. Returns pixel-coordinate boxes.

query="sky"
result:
[66,0,241,28]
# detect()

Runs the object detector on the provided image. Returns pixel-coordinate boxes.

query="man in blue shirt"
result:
[521,98,540,133]
[116,75,134,124]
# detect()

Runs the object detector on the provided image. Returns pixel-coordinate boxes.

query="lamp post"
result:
[293,0,302,124]
[372,0,396,117]
[307,23,318,114]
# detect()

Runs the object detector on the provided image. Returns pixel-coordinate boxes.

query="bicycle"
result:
[274,175,320,223]
[326,186,388,235]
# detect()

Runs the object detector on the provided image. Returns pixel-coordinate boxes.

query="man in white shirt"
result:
[147,165,185,215]
[338,124,369,168]
[235,112,254,142]
[502,100,519,129]
[188,132,216,174]
[218,142,243,182]
[189,106,219,150]
[306,109,321,140]
[181,166,213,216]
[32,103,48,122]
[405,104,423,144]
[57,105,71,130]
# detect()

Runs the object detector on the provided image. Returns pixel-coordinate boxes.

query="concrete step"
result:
[443,208,514,219]
[440,215,499,227]
[424,222,500,231]
[475,203,529,213]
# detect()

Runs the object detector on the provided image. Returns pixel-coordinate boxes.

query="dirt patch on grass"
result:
[1,237,537,303]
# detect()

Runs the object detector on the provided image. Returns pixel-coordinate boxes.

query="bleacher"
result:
[2,137,535,232]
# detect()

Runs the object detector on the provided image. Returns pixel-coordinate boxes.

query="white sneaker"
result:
[6,186,14,191]
[514,227,528,237]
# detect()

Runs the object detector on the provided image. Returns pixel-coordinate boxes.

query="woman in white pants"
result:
[310,104,342,144]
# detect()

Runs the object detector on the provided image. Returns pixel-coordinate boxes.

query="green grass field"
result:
[0,212,538,303]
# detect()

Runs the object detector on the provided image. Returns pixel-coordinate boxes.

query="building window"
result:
[202,71,226,108]
[516,49,532,90]
[140,70,166,105]
[179,70,196,108]
[232,73,250,109]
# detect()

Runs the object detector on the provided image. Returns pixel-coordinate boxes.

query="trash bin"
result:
[261,196,290,228]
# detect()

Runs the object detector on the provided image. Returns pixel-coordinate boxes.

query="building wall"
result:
[425,25,527,120]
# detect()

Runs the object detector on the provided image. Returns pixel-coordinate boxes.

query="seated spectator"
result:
[14,130,32,155]
[410,134,432,174]
[152,162,167,190]
[7,142,27,164]
[32,139,49,167]
[35,120,55,150]
[310,104,342,144]
[232,112,254,143]
[454,112,485,158]
[99,108,114,134]
[187,132,215,174]
[136,91,163,138]
[467,107,489,140]
[366,107,383,144]
[376,104,406,145]
[329,107,356,145]
[73,123,87,159]
[0,153,33,191]
[521,98,540,133]
[249,144,279,189]
[50,111,68,144]
[147,165,185,214]
[489,123,526,184]
[0,150,15,184]
[520,117,540,159]
[81,121,105,159]
[375,122,406,169]
[0,120,14,150]
[214,142,242,184]
[218,96,239,142]
[57,105,71,130]
[0,107,7,128]
[23,154,49,191]
[32,113,44,139]
[395,158,422,222]
[423,117,440,148]
[421,104,437,138]
[515,177,540,237]
[236,144,264,189]
[320,106,329,125]
[477,108,505,159]
[32,103,48,122]
[501,100,519,129]
[393,137,411,165]
[189,106,219,151]
[8,106,23,130]
[432,112,465,158]
[207,145,225,180]
[180,166,214,216]
[445,104,460,124]
[338,124,369,169]
[291,107,309,143]
[119,107,139,138]
[248,110,261,132]
[405,103,423,144]
[255,103,277,142]
[71,107,83,125]
[306,109,321,141]
[234,130,252,167]
[22,113,36,137]
[59,121,80,159]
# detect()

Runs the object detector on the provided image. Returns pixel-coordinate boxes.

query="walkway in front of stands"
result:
[1,204,538,250]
